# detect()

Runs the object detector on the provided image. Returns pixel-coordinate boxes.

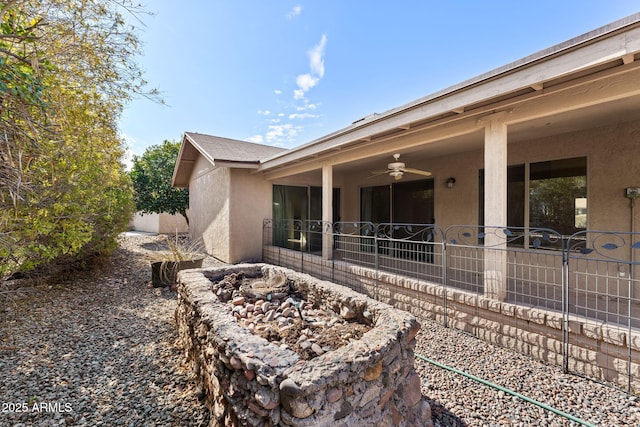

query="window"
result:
[272,185,340,252]
[360,179,434,224]
[360,179,435,261]
[529,157,587,236]
[479,157,587,246]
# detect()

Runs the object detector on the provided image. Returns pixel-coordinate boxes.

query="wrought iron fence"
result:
[262,219,640,393]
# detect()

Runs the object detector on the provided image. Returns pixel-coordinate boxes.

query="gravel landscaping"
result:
[1,233,639,426]
[415,321,640,426]
[0,233,221,427]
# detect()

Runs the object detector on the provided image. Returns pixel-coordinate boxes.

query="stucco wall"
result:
[508,119,640,234]
[188,156,231,262]
[340,119,640,234]
[228,169,273,263]
[130,212,189,234]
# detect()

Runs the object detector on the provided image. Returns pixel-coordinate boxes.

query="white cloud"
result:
[247,124,301,147]
[265,123,301,143]
[294,88,305,100]
[258,109,271,116]
[294,34,328,100]
[274,89,282,95]
[296,103,317,111]
[308,34,327,77]
[289,113,319,120]
[296,74,319,92]
[287,5,302,19]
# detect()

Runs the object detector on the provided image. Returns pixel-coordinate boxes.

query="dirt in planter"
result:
[207,271,372,360]
[254,317,370,360]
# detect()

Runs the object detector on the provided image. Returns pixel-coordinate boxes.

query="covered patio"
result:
[255,15,640,392]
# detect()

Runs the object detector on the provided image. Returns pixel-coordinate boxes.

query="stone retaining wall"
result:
[263,246,640,393]
[175,263,432,427]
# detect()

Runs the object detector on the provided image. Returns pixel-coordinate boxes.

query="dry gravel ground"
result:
[0,233,220,427]
[1,233,639,427]
[415,322,640,427]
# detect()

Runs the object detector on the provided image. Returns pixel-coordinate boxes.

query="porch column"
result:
[322,163,333,260]
[483,117,508,301]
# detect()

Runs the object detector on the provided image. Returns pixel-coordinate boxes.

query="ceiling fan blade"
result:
[402,168,432,177]
[368,170,390,178]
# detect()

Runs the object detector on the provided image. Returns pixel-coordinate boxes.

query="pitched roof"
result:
[172,132,287,187]
[184,132,286,162]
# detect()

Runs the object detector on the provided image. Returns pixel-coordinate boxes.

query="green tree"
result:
[0,0,154,278]
[130,140,189,225]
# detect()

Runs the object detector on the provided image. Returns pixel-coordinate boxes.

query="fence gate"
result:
[565,231,640,392]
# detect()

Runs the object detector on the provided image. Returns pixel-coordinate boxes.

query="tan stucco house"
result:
[174,13,640,265]
[173,14,640,391]
[172,132,286,262]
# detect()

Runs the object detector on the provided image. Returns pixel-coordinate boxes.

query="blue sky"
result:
[119,1,639,164]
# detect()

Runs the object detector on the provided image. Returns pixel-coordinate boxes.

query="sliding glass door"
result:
[360,179,434,224]
[272,185,340,252]
[360,179,435,261]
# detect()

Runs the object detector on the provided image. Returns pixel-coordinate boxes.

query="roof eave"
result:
[258,12,640,171]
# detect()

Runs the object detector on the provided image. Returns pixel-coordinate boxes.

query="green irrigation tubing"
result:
[415,353,597,427]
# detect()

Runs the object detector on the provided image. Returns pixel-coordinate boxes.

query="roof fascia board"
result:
[214,160,260,169]
[184,132,217,165]
[172,133,195,187]
[258,16,640,171]
[171,136,185,186]
[172,132,219,187]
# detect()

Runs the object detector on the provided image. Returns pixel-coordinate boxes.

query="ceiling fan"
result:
[370,153,432,180]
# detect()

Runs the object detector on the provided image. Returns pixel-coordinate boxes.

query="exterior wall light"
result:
[447,177,456,188]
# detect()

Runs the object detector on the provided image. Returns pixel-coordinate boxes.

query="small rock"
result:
[280,378,303,396]
[232,296,245,306]
[340,305,356,320]
[247,401,268,417]
[326,387,343,403]
[281,396,314,418]
[364,361,382,381]
[333,400,353,421]
[311,343,324,355]
[255,388,279,410]
[359,383,381,407]
[230,356,242,369]
[400,372,422,407]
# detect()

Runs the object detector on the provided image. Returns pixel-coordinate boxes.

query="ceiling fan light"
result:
[388,162,405,169]
[390,170,403,178]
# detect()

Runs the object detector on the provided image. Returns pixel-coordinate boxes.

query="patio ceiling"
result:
[269,88,640,183]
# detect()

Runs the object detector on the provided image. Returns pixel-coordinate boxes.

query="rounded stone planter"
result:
[151,259,204,287]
